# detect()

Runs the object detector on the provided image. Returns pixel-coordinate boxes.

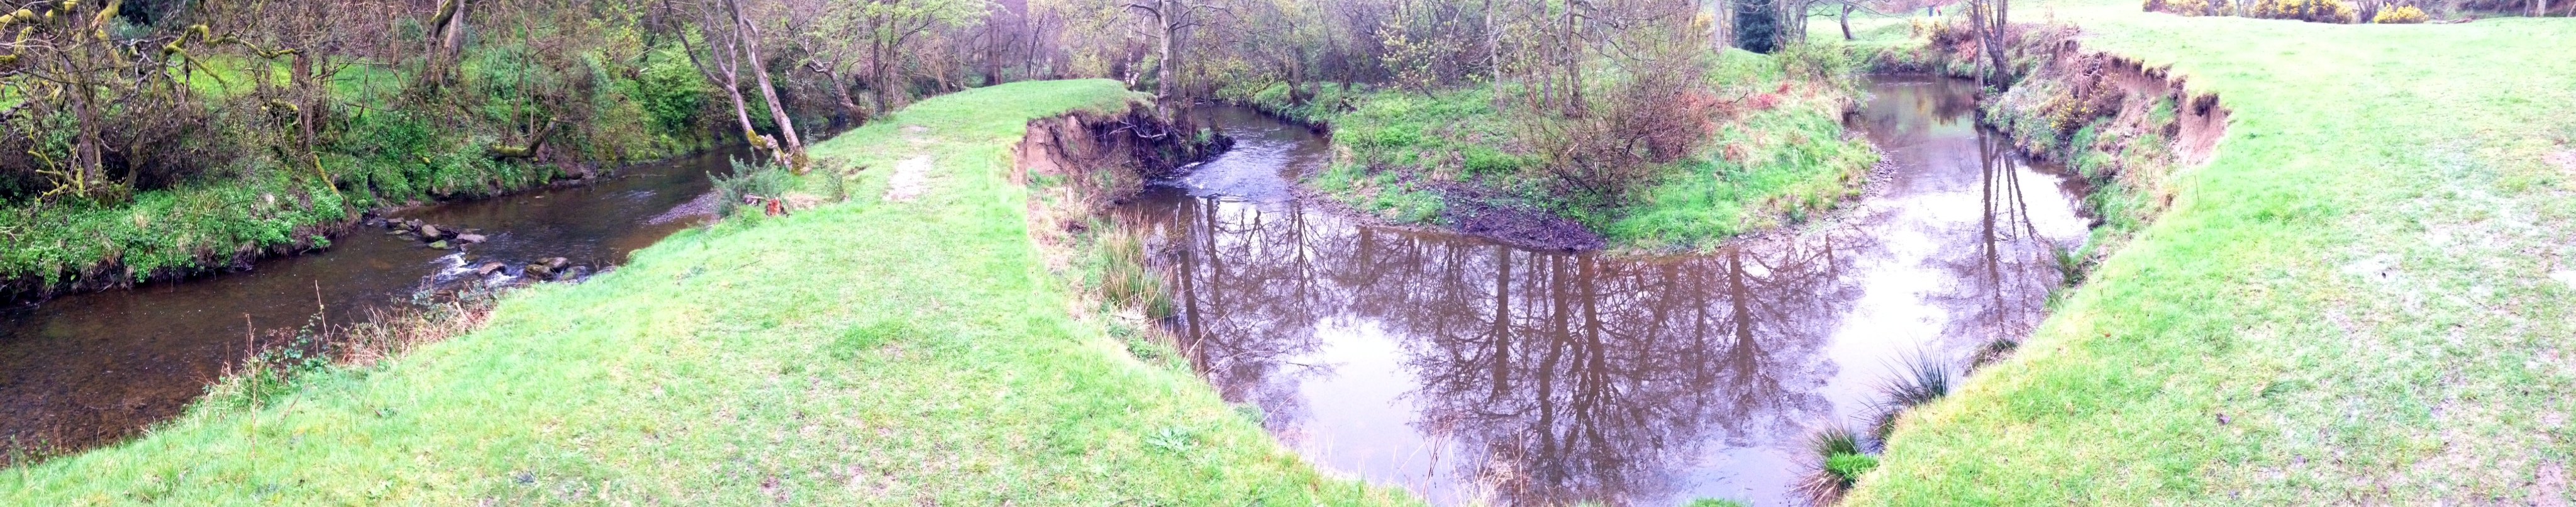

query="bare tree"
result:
[1124,0,1228,113]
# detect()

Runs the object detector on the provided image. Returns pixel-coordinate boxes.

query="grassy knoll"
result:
[1231,48,1879,250]
[1838,4,2576,504]
[0,79,1407,505]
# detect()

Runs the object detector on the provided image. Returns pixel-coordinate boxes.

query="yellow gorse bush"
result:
[2372,5,2429,23]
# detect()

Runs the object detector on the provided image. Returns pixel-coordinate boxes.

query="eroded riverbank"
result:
[1121,77,2089,505]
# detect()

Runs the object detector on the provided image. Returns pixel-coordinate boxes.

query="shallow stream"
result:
[0,148,740,454]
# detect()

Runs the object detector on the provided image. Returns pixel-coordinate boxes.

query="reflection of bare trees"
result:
[1126,189,1874,504]
[1932,129,2074,350]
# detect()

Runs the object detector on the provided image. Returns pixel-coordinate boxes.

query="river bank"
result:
[0,146,750,461]
[0,80,1405,504]
[1835,3,2576,504]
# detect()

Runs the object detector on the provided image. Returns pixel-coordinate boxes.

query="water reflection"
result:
[1122,75,2090,506]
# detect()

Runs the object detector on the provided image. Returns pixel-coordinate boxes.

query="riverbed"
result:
[1117,77,2090,506]
[0,148,740,456]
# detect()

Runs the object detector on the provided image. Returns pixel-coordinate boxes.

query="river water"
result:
[1118,77,2090,506]
[0,148,739,456]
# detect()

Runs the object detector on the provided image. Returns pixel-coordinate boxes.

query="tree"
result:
[663,0,806,171]
[1733,0,1778,52]
[0,0,221,201]
[1124,0,1228,113]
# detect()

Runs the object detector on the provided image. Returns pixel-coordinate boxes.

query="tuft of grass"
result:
[1095,227,1175,318]
[0,79,1408,505]
[1794,425,1875,505]
[1870,350,1955,440]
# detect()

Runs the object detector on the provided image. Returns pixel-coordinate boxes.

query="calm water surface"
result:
[0,148,740,454]
[1120,77,2089,505]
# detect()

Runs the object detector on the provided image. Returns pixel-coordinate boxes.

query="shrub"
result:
[2250,0,2358,23]
[2372,4,2429,22]
[711,158,794,217]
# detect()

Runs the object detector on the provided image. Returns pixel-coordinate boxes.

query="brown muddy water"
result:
[0,148,741,456]
[1118,77,2090,506]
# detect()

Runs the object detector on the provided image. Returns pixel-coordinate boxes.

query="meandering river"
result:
[1119,76,2090,506]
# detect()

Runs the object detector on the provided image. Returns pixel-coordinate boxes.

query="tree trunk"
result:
[1841,3,1855,40]
[726,0,802,168]
[73,85,105,195]
[825,67,870,126]
[1157,5,1177,113]
[1989,0,2011,84]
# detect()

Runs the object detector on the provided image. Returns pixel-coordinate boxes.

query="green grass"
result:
[1607,49,1877,248]
[0,79,1409,505]
[1840,3,2576,504]
[1246,50,1878,249]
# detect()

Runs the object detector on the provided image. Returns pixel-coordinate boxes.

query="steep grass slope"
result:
[0,79,1406,506]
[1846,4,2576,504]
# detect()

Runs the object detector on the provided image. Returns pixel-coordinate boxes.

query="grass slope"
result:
[0,79,1406,506]
[1841,4,2576,504]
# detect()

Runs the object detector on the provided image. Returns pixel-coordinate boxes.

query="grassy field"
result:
[1839,3,2576,504]
[0,79,1407,505]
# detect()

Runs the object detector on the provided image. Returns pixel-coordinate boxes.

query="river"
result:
[0,147,740,457]
[1117,76,2090,506]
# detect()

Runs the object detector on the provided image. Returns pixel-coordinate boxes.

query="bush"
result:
[711,158,794,217]
[2372,4,2429,22]
[2250,0,2358,23]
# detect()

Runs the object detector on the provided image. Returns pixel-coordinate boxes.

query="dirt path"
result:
[886,155,935,203]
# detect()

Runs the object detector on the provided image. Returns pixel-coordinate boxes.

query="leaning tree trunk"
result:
[824,67,870,126]
[725,0,802,170]
[1841,3,1855,40]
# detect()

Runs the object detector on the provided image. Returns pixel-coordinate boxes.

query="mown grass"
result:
[0,79,1409,505]
[1838,3,2576,504]
[1241,49,1878,250]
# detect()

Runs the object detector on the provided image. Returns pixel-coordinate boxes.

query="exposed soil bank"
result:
[1980,43,2231,252]
[1865,28,2229,258]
